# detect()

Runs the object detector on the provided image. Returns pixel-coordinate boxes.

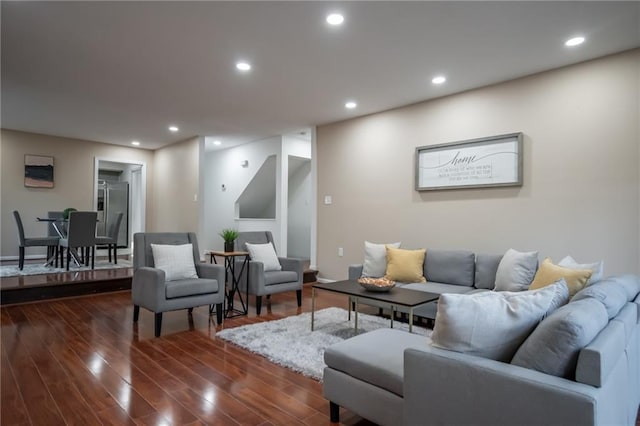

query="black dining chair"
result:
[95,212,123,264]
[13,210,60,270]
[59,211,98,270]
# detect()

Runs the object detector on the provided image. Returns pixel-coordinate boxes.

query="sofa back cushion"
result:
[424,249,475,287]
[572,279,629,319]
[474,253,503,289]
[511,298,608,379]
[431,280,569,362]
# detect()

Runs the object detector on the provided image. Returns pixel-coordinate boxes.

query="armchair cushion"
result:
[151,243,198,281]
[166,278,219,299]
[246,242,282,271]
[264,270,298,286]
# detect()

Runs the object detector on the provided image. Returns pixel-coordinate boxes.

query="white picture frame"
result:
[415,132,523,191]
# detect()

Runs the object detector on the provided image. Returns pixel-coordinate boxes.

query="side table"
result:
[208,250,250,318]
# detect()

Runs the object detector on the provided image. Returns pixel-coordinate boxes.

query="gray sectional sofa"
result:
[348,249,503,319]
[323,274,640,425]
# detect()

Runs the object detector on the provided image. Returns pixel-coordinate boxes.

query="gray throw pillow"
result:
[494,248,539,291]
[431,280,569,362]
[511,298,608,379]
[362,241,401,278]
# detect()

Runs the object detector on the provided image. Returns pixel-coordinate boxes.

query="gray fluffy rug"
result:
[216,307,430,380]
[0,259,132,277]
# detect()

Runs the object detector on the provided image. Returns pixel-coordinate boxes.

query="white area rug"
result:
[216,307,431,380]
[0,259,132,277]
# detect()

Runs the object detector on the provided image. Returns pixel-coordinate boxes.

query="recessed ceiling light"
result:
[432,76,446,85]
[345,101,357,109]
[168,125,179,132]
[131,141,140,146]
[565,36,585,47]
[326,13,344,26]
[236,62,251,71]
[213,140,222,145]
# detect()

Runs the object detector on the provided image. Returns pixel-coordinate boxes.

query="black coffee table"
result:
[311,280,439,333]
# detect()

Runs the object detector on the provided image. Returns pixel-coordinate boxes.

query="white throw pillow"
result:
[431,280,569,362]
[151,243,198,281]
[558,255,604,284]
[494,248,539,291]
[246,242,282,272]
[362,241,401,278]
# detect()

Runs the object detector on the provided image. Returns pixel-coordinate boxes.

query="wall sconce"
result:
[241,160,249,168]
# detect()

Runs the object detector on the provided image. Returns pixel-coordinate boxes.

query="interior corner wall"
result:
[316,49,640,280]
[151,136,200,234]
[0,129,154,259]
[202,136,282,254]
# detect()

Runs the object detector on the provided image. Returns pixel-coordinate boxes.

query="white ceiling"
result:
[2,2,639,151]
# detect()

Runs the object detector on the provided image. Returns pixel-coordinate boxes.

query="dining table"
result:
[36,217,83,267]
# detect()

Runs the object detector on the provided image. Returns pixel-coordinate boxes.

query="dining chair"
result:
[46,211,64,266]
[13,210,60,270]
[59,211,97,270]
[95,212,123,264]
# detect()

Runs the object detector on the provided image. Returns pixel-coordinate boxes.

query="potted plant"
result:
[219,228,239,252]
[62,207,77,220]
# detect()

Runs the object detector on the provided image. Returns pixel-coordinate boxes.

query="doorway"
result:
[93,157,146,254]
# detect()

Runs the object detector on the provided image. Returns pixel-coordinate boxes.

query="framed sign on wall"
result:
[415,132,523,191]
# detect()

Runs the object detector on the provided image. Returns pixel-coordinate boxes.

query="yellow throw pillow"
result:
[529,258,592,296]
[384,247,426,283]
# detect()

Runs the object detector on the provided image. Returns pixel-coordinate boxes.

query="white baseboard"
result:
[0,254,44,261]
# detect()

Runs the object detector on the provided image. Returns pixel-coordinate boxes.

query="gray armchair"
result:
[132,232,225,337]
[235,231,304,315]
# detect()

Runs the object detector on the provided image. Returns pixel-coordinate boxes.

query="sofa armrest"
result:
[195,262,225,286]
[404,347,598,426]
[132,267,166,311]
[349,264,363,280]
[279,257,304,281]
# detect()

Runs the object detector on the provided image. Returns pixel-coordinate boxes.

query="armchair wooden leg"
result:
[330,401,340,423]
[256,296,262,315]
[296,289,302,307]
[188,307,194,314]
[215,303,223,325]
[133,305,140,322]
[113,244,117,264]
[154,313,162,337]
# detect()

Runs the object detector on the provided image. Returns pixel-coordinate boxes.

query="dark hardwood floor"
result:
[2,280,639,425]
[1,283,378,426]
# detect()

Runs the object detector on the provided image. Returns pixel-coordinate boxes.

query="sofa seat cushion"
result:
[264,270,298,286]
[324,328,430,397]
[166,278,218,299]
[403,282,475,296]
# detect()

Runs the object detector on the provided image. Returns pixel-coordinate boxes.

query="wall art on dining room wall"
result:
[415,132,523,191]
[24,154,54,188]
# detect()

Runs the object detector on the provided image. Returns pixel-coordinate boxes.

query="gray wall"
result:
[316,49,640,280]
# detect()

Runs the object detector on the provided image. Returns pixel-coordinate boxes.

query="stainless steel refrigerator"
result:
[96,181,128,248]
